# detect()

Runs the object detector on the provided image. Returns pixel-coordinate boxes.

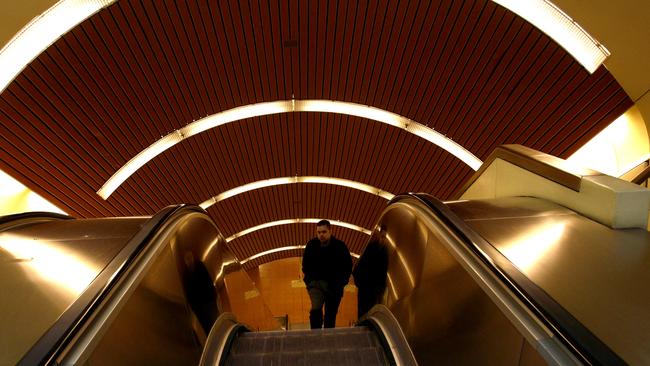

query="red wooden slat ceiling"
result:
[0,0,633,267]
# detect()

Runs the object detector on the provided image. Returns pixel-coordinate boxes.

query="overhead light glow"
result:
[226,218,371,242]
[297,100,407,128]
[98,100,482,199]
[492,0,609,73]
[0,169,28,195]
[184,101,292,136]
[199,176,395,209]
[97,132,183,198]
[240,245,360,265]
[0,0,116,94]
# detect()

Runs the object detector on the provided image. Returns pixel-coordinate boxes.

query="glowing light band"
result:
[226,218,371,242]
[492,0,609,73]
[98,100,482,199]
[240,245,360,265]
[199,176,395,209]
[0,0,115,94]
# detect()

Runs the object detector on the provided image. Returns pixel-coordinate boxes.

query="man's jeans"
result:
[307,280,343,329]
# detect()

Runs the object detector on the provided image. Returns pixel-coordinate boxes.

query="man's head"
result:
[316,220,332,243]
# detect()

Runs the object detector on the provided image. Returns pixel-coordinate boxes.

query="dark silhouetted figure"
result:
[302,220,352,329]
[182,252,218,334]
[353,230,389,319]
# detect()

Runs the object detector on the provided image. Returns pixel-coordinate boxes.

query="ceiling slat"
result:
[0,0,633,267]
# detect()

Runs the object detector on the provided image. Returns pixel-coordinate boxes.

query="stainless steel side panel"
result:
[448,197,650,365]
[376,202,533,365]
[0,217,146,366]
[58,210,277,365]
[83,245,202,366]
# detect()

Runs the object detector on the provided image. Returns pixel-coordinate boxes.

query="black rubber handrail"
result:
[17,204,207,366]
[631,164,650,185]
[199,313,250,366]
[358,305,417,366]
[392,193,625,366]
[0,211,72,229]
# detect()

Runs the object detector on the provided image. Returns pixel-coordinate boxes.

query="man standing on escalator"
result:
[302,220,352,329]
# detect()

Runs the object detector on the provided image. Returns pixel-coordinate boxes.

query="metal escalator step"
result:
[229,335,282,355]
[224,352,277,366]
[238,326,371,337]
[225,327,389,365]
[225,347,389,366]
[287,329,375,351]
[231,327,378,355]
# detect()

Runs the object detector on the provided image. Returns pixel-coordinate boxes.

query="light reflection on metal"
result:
[0,234,96,294]
[213,259,239,285]
[97,100,482,199]
[239,245,360,265]
[385,233,416,289]
[199,176,394,209]
[499,222,566,272]
[386,272,399,301]
[201,237,222,262]
[226,218,371,242]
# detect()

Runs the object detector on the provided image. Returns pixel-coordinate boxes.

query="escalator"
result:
[222,327,389,365]
[3,167,650,364]
[198,303,415,366]
[352,192,650,365]
[0,205,413,365]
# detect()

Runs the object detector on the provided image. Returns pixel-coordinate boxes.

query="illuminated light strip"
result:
[492,0,609,73]
[97,100,482,199]
[199,176,395,210]
[0,0,116,94]
[226,218,371,242]
[239,245,360,265]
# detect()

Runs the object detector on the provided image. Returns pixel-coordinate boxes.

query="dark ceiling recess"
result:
[284,39,299,48]
[0,0,632,267]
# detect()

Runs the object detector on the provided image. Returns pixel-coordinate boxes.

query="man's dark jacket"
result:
[302,236,352,292]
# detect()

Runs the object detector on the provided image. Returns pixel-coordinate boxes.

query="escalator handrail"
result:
[392,193,625,366]
[0,211,72,230]
[200,313,250,366]
[17,204,207,366]
[358,304,417,366]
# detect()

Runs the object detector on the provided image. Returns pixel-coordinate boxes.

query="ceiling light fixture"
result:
[98,100,482,199]
[239,245,360,265]
[199,176,394,210]
[492,0,609,73]
[0,0,115,94]
[226,218,371,242]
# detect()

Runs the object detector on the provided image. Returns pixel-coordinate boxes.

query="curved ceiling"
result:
[0,0,632,267]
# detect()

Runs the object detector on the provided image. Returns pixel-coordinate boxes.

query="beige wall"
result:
[248,257,358,329]
[0,169,65,215]
[0,0,56,50]
[568,106,649,177]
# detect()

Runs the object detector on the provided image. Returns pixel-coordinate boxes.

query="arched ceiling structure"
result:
[0,0,632,268]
